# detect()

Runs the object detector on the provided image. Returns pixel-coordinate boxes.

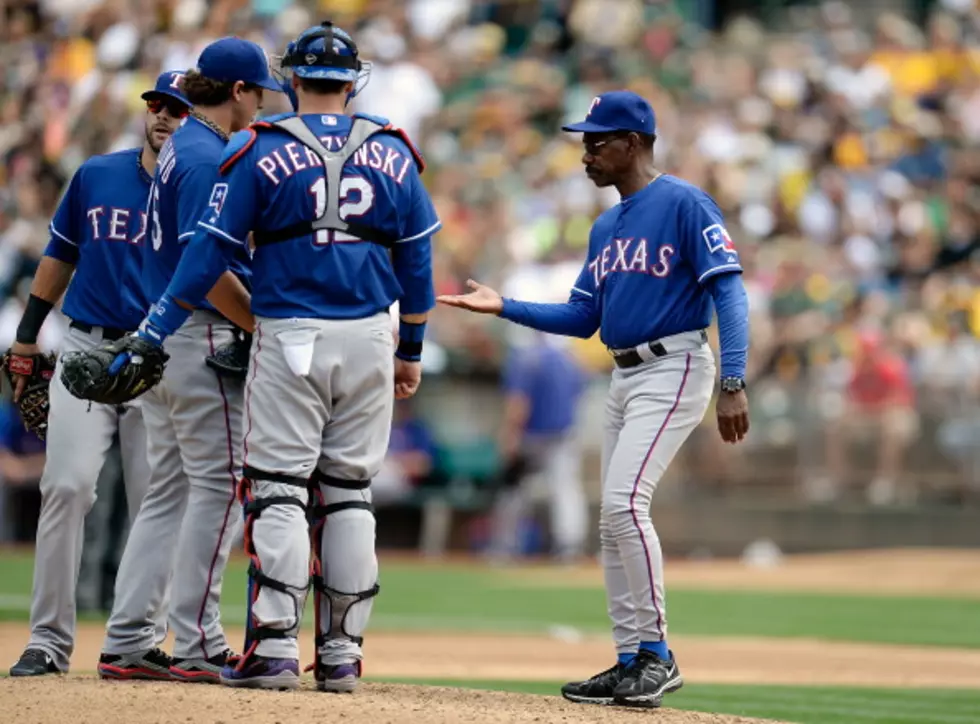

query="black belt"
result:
[611,330,708,369]
[69,320,129,341]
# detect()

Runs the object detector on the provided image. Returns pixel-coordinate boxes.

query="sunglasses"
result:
[583,133,634,156]
[146,98,189,118]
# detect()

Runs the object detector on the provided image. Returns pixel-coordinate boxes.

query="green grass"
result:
[2,550,980,647]
[373,679,980,724]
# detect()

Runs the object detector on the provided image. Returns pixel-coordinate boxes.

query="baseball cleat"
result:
[316,661,360,693]
[170,649,234,684]
[98,647,174,681]
[560,662,629,705]
[220,655,300,690]
[10,648,61,677]
[612,649,683,708]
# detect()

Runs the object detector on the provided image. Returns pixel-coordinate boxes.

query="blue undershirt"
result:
[500,271,748,379]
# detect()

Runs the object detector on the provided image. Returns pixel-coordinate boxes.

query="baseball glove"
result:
[1,350,57,440]
[205,328,251,381]
[60,335,169,405]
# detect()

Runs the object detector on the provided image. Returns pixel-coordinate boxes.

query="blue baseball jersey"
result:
[143,116,251,308]
[503,344,586,435]
[191,113,439,319]
[570,175,742,349]
[44,148,151,331]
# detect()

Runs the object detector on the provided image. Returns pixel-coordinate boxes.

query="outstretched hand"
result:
[436,280,504,315]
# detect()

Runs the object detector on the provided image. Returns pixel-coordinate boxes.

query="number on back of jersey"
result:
[308,176,375,245]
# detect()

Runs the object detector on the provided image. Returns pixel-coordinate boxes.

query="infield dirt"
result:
[4,548,979,724]
[3,623,980,724]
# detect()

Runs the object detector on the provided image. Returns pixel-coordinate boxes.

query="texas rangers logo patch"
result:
[208,183,229,222]
[702,224,736,254]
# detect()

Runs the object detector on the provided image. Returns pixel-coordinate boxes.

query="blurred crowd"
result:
[0,0,979,548]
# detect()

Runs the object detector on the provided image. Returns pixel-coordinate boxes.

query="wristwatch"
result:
[720,377,746,393]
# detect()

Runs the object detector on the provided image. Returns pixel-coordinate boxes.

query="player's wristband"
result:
[395,320,426,362]
[16,294,54,344]
[142,294,191,344]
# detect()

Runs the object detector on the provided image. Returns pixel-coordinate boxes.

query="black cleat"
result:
[10,648,61,677]
[98,647,174,680]
[612,649,684,708]
[560,662,628,705]
[170,649,234,684]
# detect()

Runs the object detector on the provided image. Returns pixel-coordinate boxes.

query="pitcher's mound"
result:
[3,677,782,724]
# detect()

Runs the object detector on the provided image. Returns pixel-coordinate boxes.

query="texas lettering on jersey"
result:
[587,237,676,286]
[84,207,148,245]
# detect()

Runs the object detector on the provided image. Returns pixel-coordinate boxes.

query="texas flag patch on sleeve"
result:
[702,224,736,254]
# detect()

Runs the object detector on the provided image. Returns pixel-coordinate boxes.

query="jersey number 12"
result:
[309,176,374,245]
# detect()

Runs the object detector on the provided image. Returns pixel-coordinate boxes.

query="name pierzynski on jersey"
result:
[588,237,677,286]
[256,134,415,186]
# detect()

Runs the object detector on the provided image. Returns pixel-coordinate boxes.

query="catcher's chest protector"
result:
[252,117,396,248]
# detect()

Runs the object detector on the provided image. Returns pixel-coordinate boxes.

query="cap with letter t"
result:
[562,91,656,135]
[141,70,191,107]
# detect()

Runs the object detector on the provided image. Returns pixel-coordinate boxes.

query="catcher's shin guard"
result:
[306,470,379,678]
[235,466,312,667]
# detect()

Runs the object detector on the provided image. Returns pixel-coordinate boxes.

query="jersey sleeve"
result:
[570,255,598,303]
[176,160,221,244]
[396,157,441,243]
[679,194,743,285]
[195,150,260,247]
[390,154,438,314]
[44,170,82,264]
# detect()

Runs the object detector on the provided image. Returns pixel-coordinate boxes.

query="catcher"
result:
[7,72,190,678]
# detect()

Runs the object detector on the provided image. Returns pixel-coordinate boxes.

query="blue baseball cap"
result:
[196,37,283,92]
[562,91,656,135]
[141,70,191,107]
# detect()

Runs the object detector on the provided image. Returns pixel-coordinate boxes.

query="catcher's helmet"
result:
[276,21,370,107]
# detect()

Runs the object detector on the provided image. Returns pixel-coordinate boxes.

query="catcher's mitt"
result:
[205,328,251,381]
[60,335,169,405]
[1,350,57,440]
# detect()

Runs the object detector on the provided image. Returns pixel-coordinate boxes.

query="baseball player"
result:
[488,332,589,562]
[104,21,438,691]
[7,72,190,677]
[438,91,750,709]
[95,38,281,683]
